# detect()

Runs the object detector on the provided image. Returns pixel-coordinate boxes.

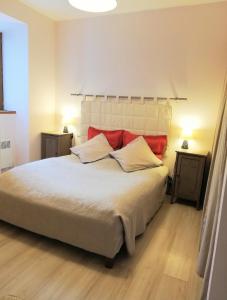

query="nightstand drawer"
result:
[44,136,58,158]
[41,132,73,159]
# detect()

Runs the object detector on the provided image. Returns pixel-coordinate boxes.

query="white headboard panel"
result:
[80,98,172,142]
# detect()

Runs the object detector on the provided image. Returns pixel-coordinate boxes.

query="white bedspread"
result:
[0,155,168,258]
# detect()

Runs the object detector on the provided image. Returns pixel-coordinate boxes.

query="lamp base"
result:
[63,126,69,133]
[181,140,189,149]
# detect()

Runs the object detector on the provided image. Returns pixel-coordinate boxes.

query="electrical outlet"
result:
[0,140,11,149]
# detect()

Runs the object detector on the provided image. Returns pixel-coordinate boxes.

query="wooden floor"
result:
[0,202,203,300]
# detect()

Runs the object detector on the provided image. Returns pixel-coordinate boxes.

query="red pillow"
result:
[88,127,124,150]
[123,131,167,156]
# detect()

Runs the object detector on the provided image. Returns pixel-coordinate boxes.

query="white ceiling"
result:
[19,0,226,20]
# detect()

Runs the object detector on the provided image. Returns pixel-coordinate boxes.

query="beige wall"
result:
[0,1,226,168]
[56,2,227,170]
[0,0,56,162]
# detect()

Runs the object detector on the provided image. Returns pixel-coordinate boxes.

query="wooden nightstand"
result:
[171,150,209,209]
[41,132,73,159]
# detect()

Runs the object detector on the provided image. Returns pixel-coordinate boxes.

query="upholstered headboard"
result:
[80,97,172,142]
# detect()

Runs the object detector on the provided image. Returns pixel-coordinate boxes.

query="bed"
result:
[0,99,172,266]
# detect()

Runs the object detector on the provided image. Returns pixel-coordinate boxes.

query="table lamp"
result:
[62,111,76,134]
[181,126,193,149]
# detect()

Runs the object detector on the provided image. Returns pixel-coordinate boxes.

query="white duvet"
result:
[0,155,168,258]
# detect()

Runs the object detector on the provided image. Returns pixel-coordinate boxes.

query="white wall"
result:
[0,0,56,162]
[0,14,29,165]
[56,2,227,170]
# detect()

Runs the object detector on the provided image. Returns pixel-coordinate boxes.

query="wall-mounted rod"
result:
[70,93,188,101]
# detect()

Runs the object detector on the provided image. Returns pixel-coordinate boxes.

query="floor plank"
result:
[0,202,203,300]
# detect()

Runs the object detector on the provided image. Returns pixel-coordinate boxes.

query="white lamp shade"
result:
[182,127,193,138]
[68,0,117,12]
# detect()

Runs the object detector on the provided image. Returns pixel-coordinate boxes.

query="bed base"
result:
[105,257,115,269]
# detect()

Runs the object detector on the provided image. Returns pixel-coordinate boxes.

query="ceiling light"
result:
[68,0,117,13]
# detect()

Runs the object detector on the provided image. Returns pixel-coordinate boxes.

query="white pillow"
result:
[110,136,163,172]
[71,133,113,163]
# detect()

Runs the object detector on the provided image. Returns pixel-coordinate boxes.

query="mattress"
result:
[0,155,168,258]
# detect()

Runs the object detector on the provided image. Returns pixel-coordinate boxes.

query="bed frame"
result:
[0,96,173,269]
[79,96,172,267]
